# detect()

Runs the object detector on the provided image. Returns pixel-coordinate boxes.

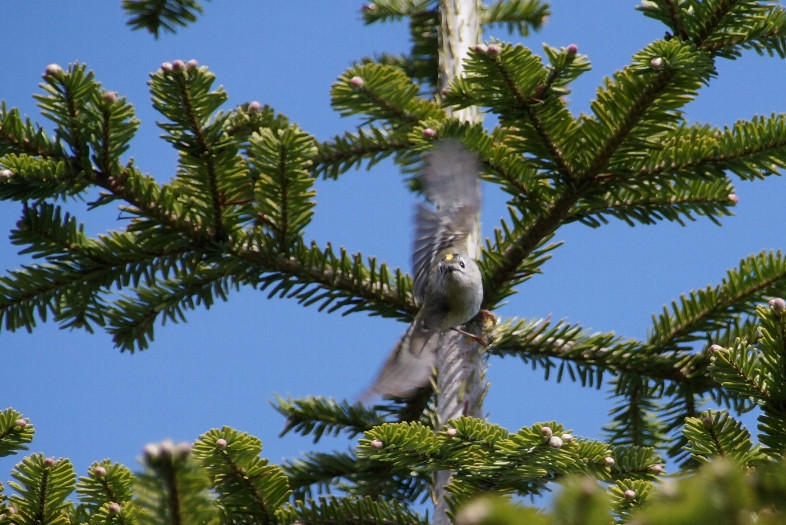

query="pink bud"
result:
[174,442,192,459]
[422,128,437,139]
[362,3,377,12]
[446,427,458,437]
[728,193,739,203]
[769,298,786,311]
[172,60,185,70]
[540,426,553,438]
[487,44,501,57]
[158,439,174,457]
[44,457,55,467]
[93,465,107,477]
[623,489,636,500]
[216,438,228,449]
[108,502,122,515]
[650,57,664,69]
[702,416,713,428]
[604,456,615,467]
[187,59,199,69]
[143,443,160,459]
[650,464,664,474]
[474,44,488,54]
[567,44,578,55]
[14,418,26,428]
[708,344,722,354]
[103,91,117,104]
[548,435,563,448]
[370,439,384,449]
[160,62,173,72]
[248,101,262,112]
[349,76,365,88]
[561,433,574,443]
[44,64,63,77]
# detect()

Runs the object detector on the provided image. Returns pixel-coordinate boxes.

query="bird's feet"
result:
[451,326,489,347]
[452,310,496,347]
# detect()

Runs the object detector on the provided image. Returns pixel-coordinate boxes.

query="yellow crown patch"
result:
[444,253,454,261]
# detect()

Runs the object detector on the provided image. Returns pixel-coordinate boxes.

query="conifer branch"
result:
[649,251,786,350]
[0,409,34,458]
[583,71,681,181]
[231,240,416,321]
[489,251,786,396]
[714,114,786,180]
[274,396,387,442]
[278,495,428,525]
[357,417,658,512]
[693,0,741,45]
[8,455,76,524]
[75,460,142,521]
[0,201,210,339]
[0,104,65,158]
[568,177,736,227]
[481,0,549,36]
[91,89,139,177]
[606,376,665,450]
[332,64,442,126]
[0,258,115,333]
[193,427,290,522]
[123,0,205,38]
[632,115,786,183]
[361,0,433,24]
[136,443,219,523]
[709,339,770,403]
[656,387,702,465]
[96,167,210,241]
[150,63,238,242]
[488,316,712,388]
[638,0,689,40]
[282,449,431,504]
[481,137,539,198]
[446,43,585,177]
[36,64,95,167]
[246,126,317,252]
[314,129,411,180]
[682,409,764,464]
[482,190,575,303]
[105,263,235,350]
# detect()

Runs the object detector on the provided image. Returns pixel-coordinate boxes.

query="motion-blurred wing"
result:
[412,140,481,302]
[363,318,440,399]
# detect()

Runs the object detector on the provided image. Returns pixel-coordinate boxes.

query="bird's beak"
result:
[438,260,455,274]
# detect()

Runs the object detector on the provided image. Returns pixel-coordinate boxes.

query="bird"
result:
[364,140,484,399]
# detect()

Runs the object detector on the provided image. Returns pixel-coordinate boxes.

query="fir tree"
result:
[2,1,786,523]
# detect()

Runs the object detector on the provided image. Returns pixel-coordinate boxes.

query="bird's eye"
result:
[459,260,465,268]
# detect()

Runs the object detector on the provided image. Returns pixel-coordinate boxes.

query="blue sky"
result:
[1,0,784,496]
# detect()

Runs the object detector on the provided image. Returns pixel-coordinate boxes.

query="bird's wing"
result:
[412,140,481,302]
[362,316,440,399]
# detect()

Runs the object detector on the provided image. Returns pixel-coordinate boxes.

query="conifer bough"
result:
[2,0,786,522]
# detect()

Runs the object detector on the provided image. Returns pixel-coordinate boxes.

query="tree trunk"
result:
[433,0,483,523]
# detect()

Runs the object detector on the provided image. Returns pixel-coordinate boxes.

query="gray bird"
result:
[365,140,483,398]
